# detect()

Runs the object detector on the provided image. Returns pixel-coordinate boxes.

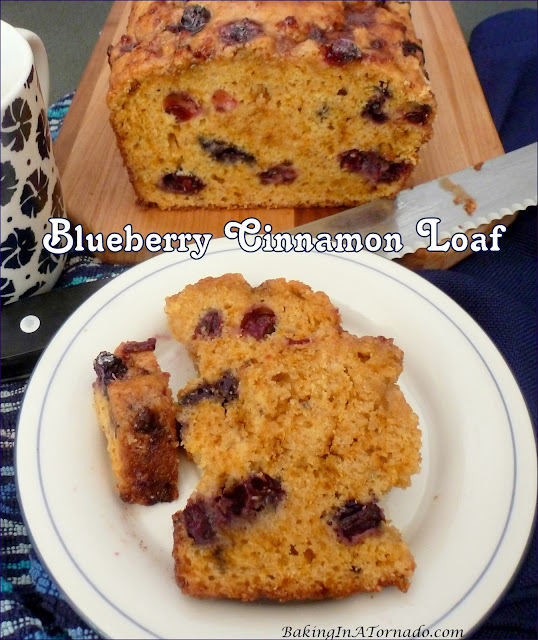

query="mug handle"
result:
[16,28,50,106]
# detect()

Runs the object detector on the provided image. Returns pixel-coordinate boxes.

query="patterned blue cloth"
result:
[1,93,126,637]
[1,10,536,639]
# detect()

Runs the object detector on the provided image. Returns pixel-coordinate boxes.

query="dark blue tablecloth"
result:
[425,11,537,638]
[1,9,536,640]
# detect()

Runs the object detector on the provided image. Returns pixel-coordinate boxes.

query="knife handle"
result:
[1,278,111,382]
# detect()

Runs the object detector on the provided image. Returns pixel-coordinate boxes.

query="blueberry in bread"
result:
[107,1,436,210]
[165,273,342,378]
[167,277,421,600]
[93,338,179,505]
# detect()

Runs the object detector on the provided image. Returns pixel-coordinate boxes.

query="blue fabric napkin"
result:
[468,8,537,154]
[1,9,536,640]
[424,9,537,639]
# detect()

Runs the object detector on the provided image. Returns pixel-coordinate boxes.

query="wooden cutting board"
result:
[54,1,505,267]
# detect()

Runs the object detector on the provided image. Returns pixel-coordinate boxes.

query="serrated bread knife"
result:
[291,142,537,257]
[1,144,536,381]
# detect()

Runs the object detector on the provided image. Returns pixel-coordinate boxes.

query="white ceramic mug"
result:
[1,20,66,305]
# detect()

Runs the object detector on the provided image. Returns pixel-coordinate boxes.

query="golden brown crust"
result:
[107,1,435,210]
[109,2,428,89]
[172,515,415,600]
[93,340,179,505]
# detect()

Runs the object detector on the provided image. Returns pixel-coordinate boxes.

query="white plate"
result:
[16,239,536,639]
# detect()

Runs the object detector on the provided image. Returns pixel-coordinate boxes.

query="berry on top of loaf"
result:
[93,338,180,505]
[107,1,436,210]
[166,276,421,600]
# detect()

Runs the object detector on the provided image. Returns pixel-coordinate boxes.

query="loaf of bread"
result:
[107,1,436,210]
[166,276,421,600]
[93,338,179,505]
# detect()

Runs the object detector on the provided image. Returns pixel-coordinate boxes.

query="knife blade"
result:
[290,143,537,258]
[1,278,112,382]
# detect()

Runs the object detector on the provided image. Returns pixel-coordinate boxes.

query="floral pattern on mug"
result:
[37,246,63,275]
[1,226,37,269]
[1,161,19,206]
[51,179,65,218]
[20,168,49,217]
[1,58,66,306]
[36,110,51,160]
[0,278,16,303]
[24,66,34,89]
[1,97,32,152]
[20,279,47,299]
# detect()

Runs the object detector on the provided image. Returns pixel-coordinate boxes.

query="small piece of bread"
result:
[93,338,179,505]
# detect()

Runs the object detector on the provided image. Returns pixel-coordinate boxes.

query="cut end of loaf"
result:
[108,1,436,210]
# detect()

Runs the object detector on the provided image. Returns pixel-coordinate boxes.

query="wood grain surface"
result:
[54,1,505,266]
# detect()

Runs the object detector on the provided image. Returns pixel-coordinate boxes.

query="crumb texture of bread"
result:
[165,273,342,376]
[93,339,179,505]
[166,276,421,600]
[107,1,436,210]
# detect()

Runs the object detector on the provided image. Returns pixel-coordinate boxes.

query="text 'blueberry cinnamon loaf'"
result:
[107,1,436,210]
[93,338,179,505]
[165,276,421,600]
